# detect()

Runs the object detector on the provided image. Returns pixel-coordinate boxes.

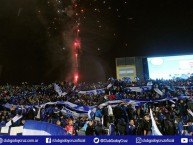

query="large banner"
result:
[23,120,67,136]
[1,120,68,136]
[125,86,152,92]
[116,65,136,81]
[3,96,190,118]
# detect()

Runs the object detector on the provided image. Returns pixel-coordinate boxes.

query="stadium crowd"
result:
[0,76,193,136]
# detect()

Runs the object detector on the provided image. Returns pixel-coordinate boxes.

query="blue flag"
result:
[23,120,68,136]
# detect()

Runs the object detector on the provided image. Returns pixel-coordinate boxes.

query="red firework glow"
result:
[73,40,80,48]
[71,1,84,83]
[74,74,79,83]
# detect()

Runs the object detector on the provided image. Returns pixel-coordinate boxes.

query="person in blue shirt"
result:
[175,117,184,135]
[126,119,136,135]
[0,120,6,128]
[95,107,103,122]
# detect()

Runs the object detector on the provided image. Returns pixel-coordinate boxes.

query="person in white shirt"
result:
[107,103,114,123]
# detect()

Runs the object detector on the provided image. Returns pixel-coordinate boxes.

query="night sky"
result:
[0,0,193,84]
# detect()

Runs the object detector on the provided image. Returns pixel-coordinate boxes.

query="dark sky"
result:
[0,0,193,84]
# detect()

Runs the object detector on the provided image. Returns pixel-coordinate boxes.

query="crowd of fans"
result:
[0,76,193,136]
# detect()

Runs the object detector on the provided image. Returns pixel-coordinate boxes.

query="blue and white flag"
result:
[53,83,67,96]
[22,120,67,136]
[6,115,23,127]
[1,126,23,136]
[125,86,152,93]
[78,89,105,95]
[147,81,153,86]
[61,107,88,118]
[87,110,95,120]
[122,77,131,83]
[107,83,113,89]
[135,77,140,81]
[154,88,163,96]
[150,109,162,136]
[178,96,191,99]
[187,109,193,117]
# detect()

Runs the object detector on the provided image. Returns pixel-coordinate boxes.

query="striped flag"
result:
[150,109,162,136]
